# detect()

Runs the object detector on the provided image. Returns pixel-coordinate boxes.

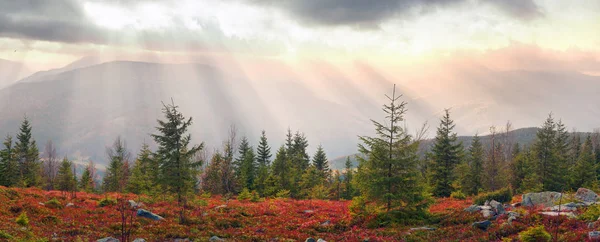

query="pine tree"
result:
[572,136,597,188]
[356,84,427,212]
[202,151,225,194]
[532,114,562,191]
[56,157,77,194]
[15,117,41,187]
[554,120,570,188]
[312,145,330,177]
[79,162,94,193]
[342,157,354,200]
[152,101,203,224]
[127,143,154,195]
[569,133,582,166]
[429,109,463,197]
[464,135,484,195]
[0,135,19,187]
[102,137,131,192]
[299,166,323,198]
[255,131,272,195]
[509,144,528,193]
[271,145,290,192]
[234,136,256,191]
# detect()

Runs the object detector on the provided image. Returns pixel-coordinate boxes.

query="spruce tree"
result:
[271,145,290,192]
[312,145,330,176]
[356,84,427,212]
[509,144,528,193]
[127,143,154,195]
[569,133,582,166]
[79,162,95,193]
[572,136,597,188]
[343,157,354,200]
[465,135,484,195]
[532,114,562,191]
[102,137,131,192]
[0,135,19,187]
[202,152,225,194]
[15,117,41,187]
[56,157,77,193]
[255,131,272,195]
[429,109,463,197]
[554,120,570,187]
[235,137,256,191]
[152,101,203,224]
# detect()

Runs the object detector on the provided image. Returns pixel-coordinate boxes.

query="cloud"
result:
[486,0,542,20]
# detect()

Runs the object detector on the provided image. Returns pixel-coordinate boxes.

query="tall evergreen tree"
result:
[15,117,41,187]
[235,137,256,191]
[464,135,484,195]
[569,133,582,166]
[152,101,203,224]
[572,136,597,188]
[554,120,570,187]
[532,114,562,191]
[312,145,330,176]
[255,131,272,195]
[102,137,131,192]
[127,143,154,195]
[79,160,97,193]
[356,84,427,212]
[271,145,290,192]
[429,109,463,197]
[202,151,225,194]
[0,135,19,187]
[56,157,77,193]
[342,157,354,200]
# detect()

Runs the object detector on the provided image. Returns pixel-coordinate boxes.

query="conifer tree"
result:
[127,143,154,195]
[79,161,96,193]
[464,135,484,195]
[509,144,529,193]
[221,128,237,194]
[15,117,41,187]
[356,84,427,212]
[255,131,272,195]
[102,137,131,192]
[152,101,203,224]
[312,145,330,177]
[299,166,323,198]
[0,135,19,187]
[342,157,354,200]
[572,136,597,188]
[532,114,562,191]
[271,145,290,192]
[569,133,582,166]
[554,120,570,187]
[56,157,77,193]
[202,151,225,194]
[429,109,463,197]
[235,137,256,191]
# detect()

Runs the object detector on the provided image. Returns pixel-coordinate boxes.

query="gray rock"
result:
[209,236,225,242]
[472,220,491,231]
[489,200,505,215]
[547,204,577,212]
[410,226,436,231]
[132,239,146,242]
[66,203,74,207]
[303,210,314,214]
[128,200,138,208]
[464,205,480,213]
[38,202,45,206]
[539,211,576,218]
[173,239,190,242]
[589,231,600,240]
[136,209,164,221]
[305,238,316,242]
[214,205,227,210]
[97,237,119,242]
[481,209,496,218]
[317,239,326,242]
[321,220,330,226]
[589,222,596,229]
[522,192,564,207]
[484,200,490,206]
[511,202,521,207]
[576,188,599,203]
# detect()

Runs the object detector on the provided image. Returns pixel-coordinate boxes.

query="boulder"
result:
[539,211,576,218]
[320,220,330,226]
[464,205,480,213]
[589,231,600,240]
[575,188,599,203]
[214,205,227,210]
[132,239,146,242]
[209,236,225,242]
[136,209,164,221]
[481,209,495,218]
[66,203,74,207]
[507,212,519,224]
[128,200,139,208]
[305,238,316,242]
[489,200,505,215]
[97,237,119,242]
[472,220,491,231]
[173,239,190,242]
[317,239,327,242]
[303,210,314,214]
[547,204,577,212]
[521,192,564,207]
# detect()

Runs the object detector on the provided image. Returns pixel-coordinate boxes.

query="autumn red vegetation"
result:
[0,186,596,241]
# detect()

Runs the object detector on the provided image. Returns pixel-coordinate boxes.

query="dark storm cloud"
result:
[243,0,543,27]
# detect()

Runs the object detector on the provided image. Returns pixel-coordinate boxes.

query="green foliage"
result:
[16,212,29,227]
[56,157,77,193]
[0,135,19,187]
[429,109,463,197]
[450,190,466,200]
[102,136,131,192]
[349,196,368,218]
[14,117,41,187]
[255,130,272,195]
[250,190,261,202]
[312,145,330,175]
[532,114,566,192]
[127,143,155,195]
[0,230,13,239]
[45,198,63,209]
[474,188,513,205]
[275,189,290,198]
[235,137,257,192]
[518,225,551,242]
[98,197,117,207]
[309,184,329,200]
[271,146,291,193]
[238,188,252,201]
[571,136,597,189]
[343,157,355,200]
[579,204,600,221]
[464,135,484,195]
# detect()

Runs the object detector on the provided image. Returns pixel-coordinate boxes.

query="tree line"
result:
[2,85,599,221]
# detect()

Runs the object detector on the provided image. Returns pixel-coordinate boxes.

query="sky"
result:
[0,0,599,73]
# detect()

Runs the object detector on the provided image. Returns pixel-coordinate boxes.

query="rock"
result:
[576,188,599,203]
[136,209,164,221]
[547,204,577,212]
[38,202,45,206]
[317,239,326,242]
[128,200,138,208]
[484,200,490,206]
[303,210,314,214]
[132,239,146,242]
[173,239,190,242]
[97,237,119,242]
[481,209,496,218]
[209,236,225,242]
[321,220,330,226]
[589,222,597,229]
[464,205,480,213]
[66,203,74,207]
[305,238,317,242]
[214,205,227,210]
[589,231,600,240]
[472,220,492,231]
[522,192,564,207]
[489,200,505,215]
[511,202,521,207]
[539,211,576,218]
[479,206,492,210]
[202,212,209,217]
[410,226,436,231]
